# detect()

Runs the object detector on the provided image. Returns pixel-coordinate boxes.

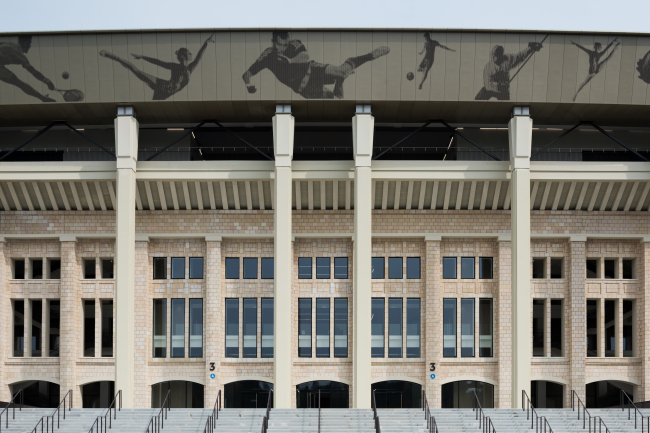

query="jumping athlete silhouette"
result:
[99,34,215,101]
[0,36,56,102]
[417,33,455,90]
[242,31,390,99]
[571,39,620,101]
[637,50,650,84]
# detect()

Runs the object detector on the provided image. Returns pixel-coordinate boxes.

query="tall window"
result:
[550,300,563,357]
[84,300,95,357]
[443,299,457,357]
[443,258,457,279]
[189,299,203,358]
[102,259,114,279]
[153,299,166,358]
[406,298,421,358]
[479,299,493,357]
[461,258,475,279]
[225,258,239,279]
[84,259,96,279]
[171,258,185,279]
[550,259,563,279]
[371,298,385,357]
[388,258,403,279]
[460,299,475,357]
[243,258,258,279]
[586,259,599,278]
[243,299,257,357]
[171,299,185,358]
[479,258,493,279]
[101,300,113,357]
[31,300,42,356]
[533,299,545,357]
[261,258,274,279]
[604,260,616,279]
[153,258,166,279]
[334,258,348,279]
[49,300,60,357]
[371,258,385,279]
[604,300,616,357]
[533,258,546,279]
[189,258,204,279]
[406,258,421,279]
[334,298,348,357]
[316,299,330,357]
[31,259,43,279]
[586,300,598,357]
[298,299,312,357]
[623,300,633,357]
[13,259,25,279]
[622,259,635,279]
[261,298,274,358]
[388,298,403,357]
[298,258,312,279]
[13,300,24,356]
[225,299,239,358]
[316,258,330,279]
[48,259,61,279]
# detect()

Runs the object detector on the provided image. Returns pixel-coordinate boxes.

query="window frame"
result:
[225,258,240,279]
[298,258,312,279]
[170,257,185,280]
[443,257,457,279]
[153,257,167,280]
[334,258,348,279]
[388,257,403,279]
[371,257,385,279]
[189,257,204,279]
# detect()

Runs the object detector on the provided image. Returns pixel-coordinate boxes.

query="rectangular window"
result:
[461,299,475,357]
[532,258,546,279]
[586,300,598,357]
[84,300,95,357]
[604,299,616,357]
[31,300,42,357]
[334,258,348,279]
[406,298,420,358]
[316,258,330,279]
[298,298,312,357]
[101,259,114,279]
[48,259,61,279]
[479,299,493,357]
[243,298,257,358]
[622,259,635,279]
[261,258,274,279]
[443,299,457,357]
[153,299,166,358]
[550,300,562,357]
[49,300,60,357]
[461,258,475,279]
[316,298,330,357]
[225,258,239,279]
[261,298,274,358]
[101,300,113,357]
[443,257,457,279]
[153,257,166,280]
[623,300,633,357]
[298,258,312,279]
[334,298,348,357]
[225,299,239,358]
[388,298,403,357]
[13,300,24,357]
[31,259,43,279]
[388,257,403,279]
[550,258,563,279]
[13,259,25,279]
[84,259,96,279]
[586,259,599,279]
[189,299,203,358]
[243,258,258,279]
[604,259,616,279]
[479,257,493,279]
[533,299,545,357]
[170,299,185,358]
[189,258,203,279]
[406,257,421,279]
[372,257,385,279]
[171,258,185,279]
[371,298,385,357]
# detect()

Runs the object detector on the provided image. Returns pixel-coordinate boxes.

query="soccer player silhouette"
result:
[571,39,620,101]
[0,36,56,102]
[242,31,390,99]
[417,33,455,90]
[99,34,215,100]
[637,50,650,84]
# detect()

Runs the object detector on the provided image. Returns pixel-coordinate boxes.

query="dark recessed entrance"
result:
[372,380,422,408]
[82,381,115,408]
[586,381,634,408]
[11,381,60,408]
[224,381,273,408]
[441,381,494,408]
[296,381,349,408]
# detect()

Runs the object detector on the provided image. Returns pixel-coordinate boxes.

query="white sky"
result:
[3,0,649,33]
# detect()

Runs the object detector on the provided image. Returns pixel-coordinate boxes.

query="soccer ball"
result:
[406,72,414,81]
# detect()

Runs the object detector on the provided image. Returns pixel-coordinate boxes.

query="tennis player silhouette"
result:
[0,36,56,102]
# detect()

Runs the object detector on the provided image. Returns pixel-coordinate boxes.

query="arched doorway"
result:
[224,381,273,408]
[441,381,494,408]
[372,380,422,408]
[586,381,634,408]
[151,381,204,408]
[296,381,349,408]
[531,381,563,408]
[11,381,59,408]
[82,381,115,408]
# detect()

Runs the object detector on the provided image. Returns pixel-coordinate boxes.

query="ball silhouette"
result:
[62,71,69,80]
[406,72,414,81]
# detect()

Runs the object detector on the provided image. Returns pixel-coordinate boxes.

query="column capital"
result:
[59,235,77,242]
[352,113,374,167]
[497,234,512,242]
[205,235,223,242]
[508,115,532,170]
[273,113,295,167]
[424,234,442,242]
[569,235,588,243]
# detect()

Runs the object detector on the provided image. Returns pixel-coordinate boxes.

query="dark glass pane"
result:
[153,299,166,357]
[550,300,562,357]
[586,381,633,408]
[586,300,598,357]
[388,257,403,279]
[622,259,634,279]
[316,258,330,279]
[334,258,348,279]
[14,259,25,279]
[243,258,258,279]
[243,299,257,357]
[443,258,457,279]
[406,299,420,358]
[102,259,114,279]
[443,299,456,357]
[479,257,493,279]
[604,260,616,279]
[189,299,203,358]
[101,300,113,357]
[461,258,475,279]
[531,381,564,408]
[371,298,385,357]
[153,258,167,279]
[372,258,385,279]
[12,381,60,408]
[550,259,562,279]
[151,381,204,408]
[460,299,474,357]
[586,259,598,278]
[298,258,312,279]
[189,258,203,279]
[225,258,239,279]
[623,300,633,357]
[604,300,615,357]
[84,259,96,279]
[49,300,60,357]
[533,300,545,357]
[479,299,493,357]
[84,300,95,357]
[224,380,274,408]
[31,259,43,279]
[334,298,348,357]
[261,258,274,279]
[82,381,115,408]
[406,257,420,279]
[532,258,545,279]
[261,299,274,357]
[49,259,61,279]
[388,298,403,357]
[171,258,185,279]
[372,380,422,409]
[171,299,185,357]
[298,299,312,357]
[225,299,239,358]
[316,298,330,357]
[31,300,42,356]
[14,300,24,356]
[442,381,494,408]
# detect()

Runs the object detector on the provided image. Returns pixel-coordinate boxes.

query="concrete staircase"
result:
[212,408,266,432]
[267,408,375,433]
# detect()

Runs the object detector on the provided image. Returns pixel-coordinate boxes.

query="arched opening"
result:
[531,381,564,408]
[586,381,634,408]
[224,381,273,408]
[441,380,494,408]
[82,381,115,408]
[296,381,349,408]
[372,380,422,408]
[11,381,59,408]
[151,381,204,408]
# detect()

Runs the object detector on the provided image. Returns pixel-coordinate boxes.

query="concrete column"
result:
[424,236,441,407]
[114,112,139,407]
[60,237,81,405]
[205,237,222,406]
[272,106,294,408]
[352,106,373,409]
[0,239,9,401]
[133,239,149,407]
[496,236,512,407]
[508,112,532,404]
[569,237,587,404]
[640,240,650,400]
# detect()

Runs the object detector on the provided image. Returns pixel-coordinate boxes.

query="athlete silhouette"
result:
[242,31,390,99]
[417,33,454,90]
[0,36,56,102]
[572,39,620,101]
[637,50,650,84]
[99,34,215,100]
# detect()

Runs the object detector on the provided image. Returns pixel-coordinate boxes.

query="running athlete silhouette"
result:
[417,33,454,90]
[475,42,543,100]
[0,36,56,102]
[242,31,390,99]
[571,39,620,101]
[99,34,215,100]
[637,50,650,84]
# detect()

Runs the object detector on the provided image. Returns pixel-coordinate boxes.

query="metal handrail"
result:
[30,415,51,433]
[87,390,122,433]
[422,391,438,433]
[51,390,73,431]
[471,390,496,433]
[203,390,222,433]
[372,390,381,433]
[571,390,593,431]
[260,389,273,433]
[593,416,611,433]
[522,390,554,433]
[318,390,321,433]
[0,389,24,433]
[145,390,171,433]
[620,390,649,432]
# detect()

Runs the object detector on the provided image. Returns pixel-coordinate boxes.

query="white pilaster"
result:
[508,112,532,403]
[273,107,294,408]
[353,107,373,408]
[114,112,138,407]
